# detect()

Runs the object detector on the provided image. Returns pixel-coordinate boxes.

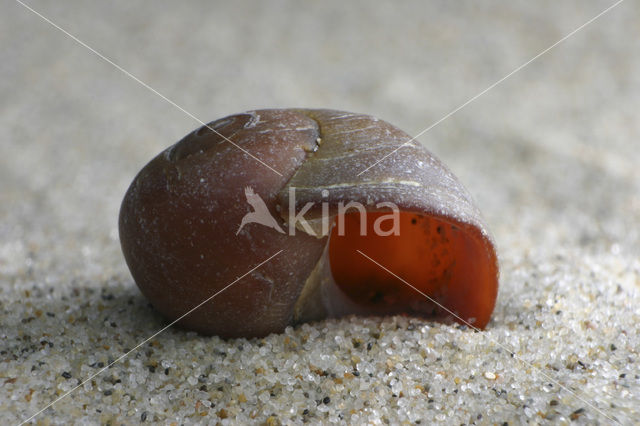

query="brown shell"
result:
[119,109,499,338]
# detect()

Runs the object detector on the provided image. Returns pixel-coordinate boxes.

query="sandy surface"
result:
[1,1,639,424]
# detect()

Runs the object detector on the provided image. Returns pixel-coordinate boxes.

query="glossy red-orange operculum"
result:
[328,211,498,329]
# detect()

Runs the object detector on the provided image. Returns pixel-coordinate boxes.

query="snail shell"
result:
[119,109,498,338]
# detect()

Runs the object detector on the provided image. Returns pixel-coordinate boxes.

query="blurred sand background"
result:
[1,1,639,424]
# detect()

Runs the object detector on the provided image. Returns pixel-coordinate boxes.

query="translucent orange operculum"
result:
[328,211,496,328]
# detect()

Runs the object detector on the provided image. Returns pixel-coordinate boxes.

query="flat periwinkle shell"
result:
[119,109,499,338]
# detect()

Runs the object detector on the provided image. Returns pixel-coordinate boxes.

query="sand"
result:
[1,1,639,424]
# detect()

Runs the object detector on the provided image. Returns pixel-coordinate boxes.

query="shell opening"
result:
[327,211,497,328]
